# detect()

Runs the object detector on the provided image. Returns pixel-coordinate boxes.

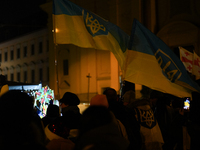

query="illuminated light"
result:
[52,28,59,33]
[55,28,59,33]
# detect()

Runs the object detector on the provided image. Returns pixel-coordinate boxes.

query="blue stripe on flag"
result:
[53,0,129,53]
[128,19,200,93]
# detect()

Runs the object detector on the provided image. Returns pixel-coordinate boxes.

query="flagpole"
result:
[52,14,60,100]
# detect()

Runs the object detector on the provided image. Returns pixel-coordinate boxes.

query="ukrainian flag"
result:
[53,0,129,69]
[124,19,200,97]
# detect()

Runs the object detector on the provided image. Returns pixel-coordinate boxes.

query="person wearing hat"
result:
[59,92,82,130]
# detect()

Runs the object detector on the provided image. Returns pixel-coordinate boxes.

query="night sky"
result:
[0,0,48,42]
[0,0,46,23]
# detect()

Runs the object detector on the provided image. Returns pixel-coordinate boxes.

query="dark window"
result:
[47,40,49,52]
[39,41,43,53]
[47,67,49,81]
[63,59,68,75]
[11,73,14,81]
[39,68,43,82]
[0,54,2,62]
[4,52,7,62]
[10,50,14,60]
[24,46,27,57]
[5,75,7,80]
[31,44,35,55]
[24,71,27,83]
[31,70,35,83]
[17,48,20,59]
[17,72,20,82]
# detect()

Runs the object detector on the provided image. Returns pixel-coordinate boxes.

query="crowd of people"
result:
[0,86,199,150]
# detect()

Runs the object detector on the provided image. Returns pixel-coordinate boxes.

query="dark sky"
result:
[0,0,47,24]
[0,0,48,42]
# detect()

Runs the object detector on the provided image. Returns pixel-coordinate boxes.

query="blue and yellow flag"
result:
[124,19,200,97]
[53,0,129,68]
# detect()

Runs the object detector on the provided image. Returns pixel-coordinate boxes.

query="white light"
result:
[55,28,59,33]
[52,28,59,33]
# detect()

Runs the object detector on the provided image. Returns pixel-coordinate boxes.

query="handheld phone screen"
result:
[183,97,190,110]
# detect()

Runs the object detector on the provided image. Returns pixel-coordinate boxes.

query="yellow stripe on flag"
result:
[53,14,126,68]
[124,50,192,97]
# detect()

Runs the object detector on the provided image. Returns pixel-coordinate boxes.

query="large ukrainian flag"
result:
[124,19,200,97]
[53,0,129,69]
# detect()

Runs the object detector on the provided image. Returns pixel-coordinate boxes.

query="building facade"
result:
[1,0,200,102]
[0,28,49,86]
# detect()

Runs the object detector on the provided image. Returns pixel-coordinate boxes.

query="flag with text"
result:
[124,19,200,97]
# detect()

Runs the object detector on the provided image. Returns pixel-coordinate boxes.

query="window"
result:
[0,54,2,62]
[63,59,68,75]
[39,41,43,53]
[24,46,27,57]
[10,73,14,81]
[31,70,35,83]
[47,67,49,81]
[17,48,20,59]
[4,52,7,62]
[24,71,27,83]
[46,40,49,52]
[39,68,43,82]
[10,50,14,60]
[17,72,20,82]
[31,44,35,55]
[5,75,7,80]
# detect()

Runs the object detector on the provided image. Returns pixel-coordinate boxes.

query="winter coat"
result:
[61,105,82,129]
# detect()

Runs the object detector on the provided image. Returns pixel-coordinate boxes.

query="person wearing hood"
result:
[75,105,130,150]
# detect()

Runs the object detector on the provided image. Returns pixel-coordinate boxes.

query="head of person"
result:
[90,94,109,108]
[103,88,118,102]
[79,106,112,136]
[0,90,46,149]
[46,104,60,118]
[149,90,164,106]
[123,90,136,106]
[140,85,152,99]
[59,92,80,108]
